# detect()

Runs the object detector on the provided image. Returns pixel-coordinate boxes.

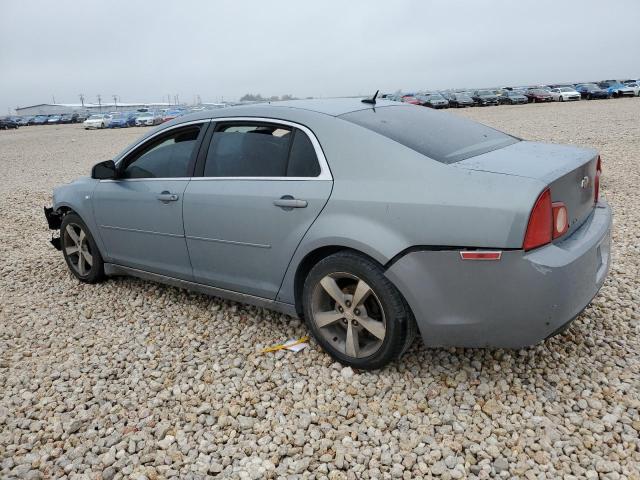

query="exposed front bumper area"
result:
[385,201,612,348]
[44,206,62,250]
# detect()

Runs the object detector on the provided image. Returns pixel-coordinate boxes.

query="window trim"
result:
[193,117,332,181]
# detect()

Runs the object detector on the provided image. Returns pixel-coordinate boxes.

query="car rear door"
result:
[183,119,332,299]
[93,121,208,280]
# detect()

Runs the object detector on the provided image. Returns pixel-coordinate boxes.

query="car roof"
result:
[179,98,399,121]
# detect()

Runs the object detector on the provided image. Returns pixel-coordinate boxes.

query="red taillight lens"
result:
[552,202,568,239]
[523,189,552,251]
[594,155,602,204]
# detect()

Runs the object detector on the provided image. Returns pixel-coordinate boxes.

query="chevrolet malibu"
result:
[44,98,612,370]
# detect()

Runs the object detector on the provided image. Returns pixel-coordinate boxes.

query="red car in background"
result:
[401,95,421,105]
[525,89,553,103]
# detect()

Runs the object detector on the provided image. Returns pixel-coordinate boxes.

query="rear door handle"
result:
[157,191,179,202]
[274,195,308,209]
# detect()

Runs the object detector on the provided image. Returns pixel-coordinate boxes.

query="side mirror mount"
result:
[91,160,117,180]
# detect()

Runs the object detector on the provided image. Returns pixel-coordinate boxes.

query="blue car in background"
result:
[598,81,636,98]
[575,84,610,100]
[108,112,137,128]
[32,115,50,125]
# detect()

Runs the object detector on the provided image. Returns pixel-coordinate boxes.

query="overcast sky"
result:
[1,0,638,113]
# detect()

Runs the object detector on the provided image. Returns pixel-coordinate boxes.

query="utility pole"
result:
[52,95,56,104]
[176,94,179,105]
[79,94,85,108]
[97,94,102,112]
[113,95,118,111]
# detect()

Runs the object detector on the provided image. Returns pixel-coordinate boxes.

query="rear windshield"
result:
[339,105,519,164]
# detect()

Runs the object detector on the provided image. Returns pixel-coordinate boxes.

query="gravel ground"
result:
[1,100,639,480]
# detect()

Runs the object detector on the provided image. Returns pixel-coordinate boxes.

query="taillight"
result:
[523,189,552,251]
[594,155,602,204]
[552,202,568,238]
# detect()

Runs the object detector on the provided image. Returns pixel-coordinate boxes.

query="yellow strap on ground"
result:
[261,336,309,353]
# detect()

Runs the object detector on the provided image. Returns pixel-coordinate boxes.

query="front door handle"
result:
[274,195,308,209]
[157,191,179,203]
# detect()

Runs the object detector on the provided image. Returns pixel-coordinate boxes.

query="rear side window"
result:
[340,106,519,164]
[287,130,321,177]
[203,123,321,177]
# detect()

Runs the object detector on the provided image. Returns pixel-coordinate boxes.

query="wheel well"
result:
[293,246,384,318]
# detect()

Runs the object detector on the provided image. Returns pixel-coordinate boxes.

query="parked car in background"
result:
[472,90,499,106]
[624,83,640,96]
[549,87,581,102]
[416,93,449,109]
[0,117,19,129]
[135,111,163,126]
[33,115,50,125]
[448,92,475,108]
[498,91,528,105]
[575,84,610,100]
[162,110,185,123]
[76,112,90,122]
[47,115,62,125]
[401,95,421,105]
[15,117,32,126]
[83,114,110,129]
[108,112,137,128]
[59,113,80,124]
[525,89,553,103]
[598,81,636,98]
[44,98,612,369]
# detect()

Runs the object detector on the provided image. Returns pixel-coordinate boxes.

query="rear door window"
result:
[203,122,321,177]
[339,105,519,164]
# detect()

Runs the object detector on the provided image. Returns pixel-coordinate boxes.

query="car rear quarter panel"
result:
[276,116,546,304]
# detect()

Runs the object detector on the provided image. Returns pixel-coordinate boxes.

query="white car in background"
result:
[135,112,163,126]
[83,114,111,129]
[549,87,581,102]
[623,82,640,96]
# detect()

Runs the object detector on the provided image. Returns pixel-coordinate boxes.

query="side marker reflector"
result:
[460,251,502,261]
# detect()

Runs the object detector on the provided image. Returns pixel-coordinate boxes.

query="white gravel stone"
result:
[1,101,639,478]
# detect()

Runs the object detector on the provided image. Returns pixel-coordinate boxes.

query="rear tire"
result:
[60,213,105,283]
[302,251,416,370]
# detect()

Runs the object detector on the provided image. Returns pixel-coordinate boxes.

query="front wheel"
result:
[302,251,416,370]
[60,213,105,283]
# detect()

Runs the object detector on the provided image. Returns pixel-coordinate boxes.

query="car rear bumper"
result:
[385,200,612,348]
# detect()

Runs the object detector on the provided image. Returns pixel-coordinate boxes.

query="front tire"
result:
[60,213,105,283]
[302,251,416,370]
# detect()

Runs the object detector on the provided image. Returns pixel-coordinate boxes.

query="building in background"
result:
[15,102,175,116]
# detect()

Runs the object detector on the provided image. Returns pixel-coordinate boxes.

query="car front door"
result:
[183,119,333,299]
[93,122,207,280]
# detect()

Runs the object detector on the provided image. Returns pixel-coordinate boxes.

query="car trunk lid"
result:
[454,141,599,238]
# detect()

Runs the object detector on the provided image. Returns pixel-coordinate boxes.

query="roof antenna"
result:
[361,90,379,104]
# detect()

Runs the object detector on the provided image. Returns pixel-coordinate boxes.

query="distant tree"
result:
[240,93,265,102]
[269,96,280,101]
[281,94,296,100]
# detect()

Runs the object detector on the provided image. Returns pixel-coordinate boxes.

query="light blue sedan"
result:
[45,98,611,369]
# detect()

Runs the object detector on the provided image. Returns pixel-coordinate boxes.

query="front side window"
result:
[121,125,202,179]
[203,122,321,178]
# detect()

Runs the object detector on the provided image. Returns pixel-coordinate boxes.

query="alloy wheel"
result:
[311,272,386,358]
[63,223,93,276]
